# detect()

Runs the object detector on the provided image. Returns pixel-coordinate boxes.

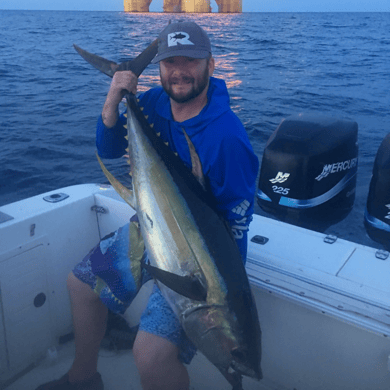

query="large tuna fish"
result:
[74,40,262,389]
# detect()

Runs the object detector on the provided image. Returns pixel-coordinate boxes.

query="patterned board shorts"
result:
[72,216,196,364]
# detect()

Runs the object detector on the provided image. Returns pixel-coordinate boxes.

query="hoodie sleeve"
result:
[96,89,157,159]
[96,113,128,159]
[207,112,259,263]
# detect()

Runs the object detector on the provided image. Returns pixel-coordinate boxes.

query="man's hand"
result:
[102,71,138,128]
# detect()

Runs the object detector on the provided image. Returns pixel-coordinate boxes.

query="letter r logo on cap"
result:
[167,32,195,47]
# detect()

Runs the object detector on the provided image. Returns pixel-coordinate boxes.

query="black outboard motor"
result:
[364,133,390,250]
[257,113,358,230]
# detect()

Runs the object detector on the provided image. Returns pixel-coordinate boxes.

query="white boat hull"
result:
[1,184,389,389]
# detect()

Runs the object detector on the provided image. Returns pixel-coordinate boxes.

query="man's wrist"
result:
[102,88,123,127]
[102,103,119,128]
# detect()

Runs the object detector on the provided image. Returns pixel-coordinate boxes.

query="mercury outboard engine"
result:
[257,113,358,230]
[364,133,390,250]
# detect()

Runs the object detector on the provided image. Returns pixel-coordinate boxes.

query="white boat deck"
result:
[4,340,269,390]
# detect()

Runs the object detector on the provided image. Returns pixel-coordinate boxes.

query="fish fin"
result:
[182,128,206,190]
[73,39,157,78]
[96,152,136,210]
[143,262,207,302]
[128,217,145,291]
[116,39,158,77]
[73,44,119,77]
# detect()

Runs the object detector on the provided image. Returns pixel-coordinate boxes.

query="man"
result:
[37,21,259,390]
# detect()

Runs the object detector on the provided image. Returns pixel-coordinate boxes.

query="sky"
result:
[0,0,389,12]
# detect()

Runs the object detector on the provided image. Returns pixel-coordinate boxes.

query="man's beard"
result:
[161,65,209,104]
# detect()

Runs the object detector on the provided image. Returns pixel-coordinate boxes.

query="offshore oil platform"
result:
[124,0,242,13]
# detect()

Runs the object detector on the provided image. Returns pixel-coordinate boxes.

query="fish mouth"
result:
[231,347,262,380]
[230,358,263,380]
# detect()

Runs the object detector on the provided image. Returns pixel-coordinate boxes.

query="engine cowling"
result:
[257,113,358,230]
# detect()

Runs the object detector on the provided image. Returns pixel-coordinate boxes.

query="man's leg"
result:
[35,271,107,390]
[133,331,190,390]
[36,223,139,390]
[133,284,197,390]
[66,272,108,383]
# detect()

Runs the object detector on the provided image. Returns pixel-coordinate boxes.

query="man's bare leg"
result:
[66,272,108,383]
[133,330,190,390]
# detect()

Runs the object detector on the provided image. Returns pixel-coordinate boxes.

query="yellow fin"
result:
[93,276,107,295]
[182,129,206,190]
[125,135,128,140]
[156,132,160,136]
[123,113,127,118]
[144,115,149,120]
[123,124,127,129]
[164,141,169,146]
[96,152,135,210]
[128,219,144,291]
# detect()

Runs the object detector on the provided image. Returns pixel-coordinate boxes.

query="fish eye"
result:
[231,348,247,363]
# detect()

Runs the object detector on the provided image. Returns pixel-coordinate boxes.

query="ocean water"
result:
[0,10,389,248]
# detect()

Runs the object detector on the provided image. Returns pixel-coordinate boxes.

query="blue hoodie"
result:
[96,77,259,262]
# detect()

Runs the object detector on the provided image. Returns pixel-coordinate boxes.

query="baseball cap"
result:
[151,21,212,64]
